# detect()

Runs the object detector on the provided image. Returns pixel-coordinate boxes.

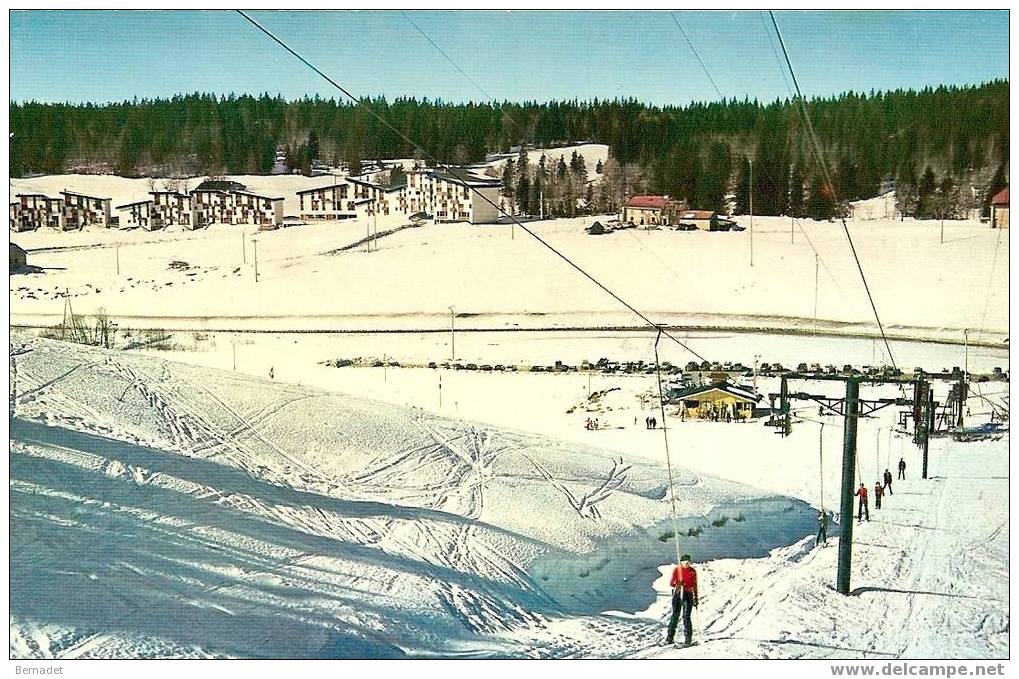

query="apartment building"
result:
[233,190,284,229]
[61,191,112,229]
[296,182,357,220]
[115,199,155,230]
[10,193,65,231]
[150,191,193,230]
[406,170,501,224]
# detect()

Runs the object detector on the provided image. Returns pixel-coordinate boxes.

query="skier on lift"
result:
[665,554,699,647]
[855,482,870,521]
[816,510,828,547]
[898,457,906,480]
[873,480,884,510]
[883,468,893,495]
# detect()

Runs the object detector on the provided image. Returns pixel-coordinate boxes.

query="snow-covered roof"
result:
[296,183,346,196]
[671,381,761,403]
[60,190,111,201]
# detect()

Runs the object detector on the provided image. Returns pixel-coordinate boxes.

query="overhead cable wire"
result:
[767,11,900,375]
[975,224,1005,344]
[236,9,707,362]
[672,11,868,328]
[670,12,724,101]
[654,327,682,565]
[401,12,531,139]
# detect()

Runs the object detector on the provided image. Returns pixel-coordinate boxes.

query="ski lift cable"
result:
[758,11,796,104]
[671,11,866,325]
[767,12,901,378]
[974,223,1004,345]
[400,11,529,137]
[670,12,725,101]
[818,420,824,514]
[654,327,683,565]
[236,10,708,363]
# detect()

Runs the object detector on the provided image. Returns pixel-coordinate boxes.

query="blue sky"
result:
[9,10,1009,105]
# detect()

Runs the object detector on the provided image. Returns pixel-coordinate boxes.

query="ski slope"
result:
[637,434,1009,659]
[10,336,818,659]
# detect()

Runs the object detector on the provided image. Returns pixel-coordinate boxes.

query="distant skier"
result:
[665,554,699,647]
[883,468,893,495]
[816,510,828,547]
[873,481,884,510]
[855,482,870,522]
[898,458,906,480]
[269,366,274,380]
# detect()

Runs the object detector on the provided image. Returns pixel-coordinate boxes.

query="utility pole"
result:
[963,329,970,384]
[232,340,237,371]
[749,158,754,267]
[438,373,442,409]
[448,306,456,361]
[243,234,247,264]
[790,216,794,244]
[253,239,259,283]
[940,218,945,245]
[813,254,819,331]
[836,378,860,595]
[922,386,933,479]
[115,244,120,275]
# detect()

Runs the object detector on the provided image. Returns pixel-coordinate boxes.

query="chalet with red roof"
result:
[991,187,1008,229]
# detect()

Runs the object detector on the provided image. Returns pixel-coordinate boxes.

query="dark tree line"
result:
[10,81,1008,218]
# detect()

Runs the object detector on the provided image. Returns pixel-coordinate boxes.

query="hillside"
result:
[10,82,1009,218]
[10,336,816,658]
[8,207,1010,343]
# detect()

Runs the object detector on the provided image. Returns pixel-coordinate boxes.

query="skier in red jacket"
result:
[855,482,870,521]
[665,554,699,646]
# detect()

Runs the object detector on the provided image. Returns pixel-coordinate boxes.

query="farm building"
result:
[621,195,685,226]
[677,209,719,231]
[621,196,666,226]
[668,381,761,421]
[991,187,1008,229]
[9,242,27,272]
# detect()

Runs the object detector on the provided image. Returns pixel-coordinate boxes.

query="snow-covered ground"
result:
[10,211,1009,344]
[11,336,821,659]
[471,144,609,183]
[8,172,1009,660]
[9,335,1008,659]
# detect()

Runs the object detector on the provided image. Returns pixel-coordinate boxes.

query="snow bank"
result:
[10,336,816,658]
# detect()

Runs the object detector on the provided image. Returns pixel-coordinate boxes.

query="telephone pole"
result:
[749,158,754,267]
[253,239,259,283]
[448,306,456,361]
[813,254,819,331]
